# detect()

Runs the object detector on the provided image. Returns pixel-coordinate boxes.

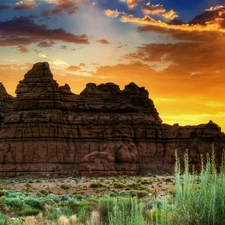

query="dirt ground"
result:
[1,175,176,197]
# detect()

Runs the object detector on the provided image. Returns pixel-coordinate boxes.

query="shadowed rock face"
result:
[0,83,14,125]
[0,62,225,177]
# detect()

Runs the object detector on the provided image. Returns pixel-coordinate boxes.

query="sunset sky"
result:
[0,0,225,131]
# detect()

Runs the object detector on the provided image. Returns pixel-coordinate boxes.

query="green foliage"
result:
[146,199,163,210]
[17,208,40,216]
[6,197,25,211]
[89,182,104,188]
[24,197,45,210]
[98,196,145,225]
[169,149,225,225]
[0,212,11,225]
[108,197,145,225]
[113,182,125,188]
[0,190,6,197]
[38,189,49,196]
[128,183,140,189]
[60,184,71,190]
[0,197,7,213]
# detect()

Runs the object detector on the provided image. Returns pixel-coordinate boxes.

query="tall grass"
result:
[169,150,225,225]
[99,196,145,225]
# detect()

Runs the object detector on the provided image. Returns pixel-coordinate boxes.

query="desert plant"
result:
[17,208,40,216]
[89,182,104,188]
[6,197,25,211]
[113,182,125,188]
[108,197,145,225]
[170,150,225,225]
[24,197,45,210]
[60,184,71,190]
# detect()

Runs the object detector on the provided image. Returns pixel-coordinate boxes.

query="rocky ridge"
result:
[0,62,224,177]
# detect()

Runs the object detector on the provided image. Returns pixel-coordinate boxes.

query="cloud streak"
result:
[0,16,89,47]
[142,2,178,20]
[15,0,37,10]
[41,0,85,16]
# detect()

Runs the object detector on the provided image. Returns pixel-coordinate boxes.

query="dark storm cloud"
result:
[0,16,89,47]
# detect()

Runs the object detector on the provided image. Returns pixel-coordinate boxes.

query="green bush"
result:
[17,208,40,216]
[0,197,7,213]
[60,184,71,190]
[24,197,45,210]
[113,183,125,188]
[108,197,145,225]
[90,182,104,188]
[6,197,25,211]
[0,212,10,225]
[169,150,225,225]
[128,183,140,189]
[98,196,145,225]
[38,189,49,196]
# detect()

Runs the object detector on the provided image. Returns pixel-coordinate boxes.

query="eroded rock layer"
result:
[0,62,225,177]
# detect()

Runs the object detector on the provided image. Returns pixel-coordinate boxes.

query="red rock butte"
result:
[0,62,225,177]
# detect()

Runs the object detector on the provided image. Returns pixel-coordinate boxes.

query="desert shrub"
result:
[60,184,71,190]
[43,194,60,205]
[38,189,49,196]
[0,212,11,225]
[164,178,173,183]
[6,197,25,211]
[17,208,40,216]
[90,182,104,188]
[98,195,116,224]
[58,215,69,225]
[0,197,7,213]
[98,196,145,225]
[140,180,149,185]
[108,192,117,197]
[113,182,125,188]
[136,190,149,198]
[46,206,61,221]
[118,190,136,197]
[108,197,145,225]
[0,190,6,197]
[24,197,45,210]
[146,199,163,210]
[169,150,225,225]
[128,183,140,189]
[73,194,83,201]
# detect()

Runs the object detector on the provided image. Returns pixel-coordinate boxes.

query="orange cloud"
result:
[121,0,141,9]
[41,0,83,16]
[104,9,120,18]
[142,2,166,15]
[142,2,178,20]
[15,0,37,10]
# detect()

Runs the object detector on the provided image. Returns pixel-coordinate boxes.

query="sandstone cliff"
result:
[0,62,224,177]
[0,83,14,125]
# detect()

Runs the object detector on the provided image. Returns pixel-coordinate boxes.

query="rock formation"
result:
[0,83,14,125]
[0,62,224,177]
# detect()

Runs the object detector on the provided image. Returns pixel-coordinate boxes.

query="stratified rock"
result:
[0,62,224,177]
[0,83,14,125]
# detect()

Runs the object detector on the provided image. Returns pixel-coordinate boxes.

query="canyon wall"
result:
[0,62,224,177]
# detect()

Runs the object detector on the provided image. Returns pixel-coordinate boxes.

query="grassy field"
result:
[0,151,224,225]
